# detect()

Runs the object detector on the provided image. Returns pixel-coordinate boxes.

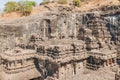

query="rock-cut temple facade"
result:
[0,5,120,80]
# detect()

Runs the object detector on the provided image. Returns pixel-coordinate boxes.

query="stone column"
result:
[7,61,11,70]
[5,61,9,70]
[83,60,87,67]
[43,21,46,38]
[103,60,106,67]
[111,59,114,67]
[74,26,77,39]
[10,61,15,69]
[109,59,112,66]
[35,45,37,51]
[108,59,111,67]
[111,58,114,66]
[44,28,46,38]
[106,60,109,67]
[114,58,117,65]
[14,60,17,67]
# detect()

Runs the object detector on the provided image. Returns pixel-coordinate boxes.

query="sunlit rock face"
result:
[0,5,120,80]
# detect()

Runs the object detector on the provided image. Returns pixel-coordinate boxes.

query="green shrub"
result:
[18,1,33,16]
[4,1,36,16]
[26,1,36,6]
[17,1,33,16]
[73,0,80,7]
[4,1,17,13]
[57,0,67,4]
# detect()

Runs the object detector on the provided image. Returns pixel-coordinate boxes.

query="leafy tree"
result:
[4,1,17,13]
[17,1,33,16]
[16,1,24,12]
[73,0,80,7]
[22,4,33,16]
[26,1,36,6]
[4,0,36,16]
[57,0,67,4]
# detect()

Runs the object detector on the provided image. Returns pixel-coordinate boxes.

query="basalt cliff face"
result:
[0,5,120,51]
[0,4,120,80]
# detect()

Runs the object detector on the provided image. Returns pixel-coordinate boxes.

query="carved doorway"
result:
[43,19,51,38]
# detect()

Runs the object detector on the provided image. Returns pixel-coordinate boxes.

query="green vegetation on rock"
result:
[4,0,36,16]
[73,0,81,7]
[4,1,17,13]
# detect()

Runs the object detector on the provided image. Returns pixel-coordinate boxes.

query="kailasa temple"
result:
[0,4,120,80]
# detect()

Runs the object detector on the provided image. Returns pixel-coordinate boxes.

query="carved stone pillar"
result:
[14,60,17,67]
[103,60,106,67]
[106,60,109,67]
[111,59,114,66]
[114,58,117,65]
[83,60,87,67]
[8,61,11,69]
[109,59,112,66]
[6,62,9,68]
[107,59,110,67]
[43,20,46,38]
